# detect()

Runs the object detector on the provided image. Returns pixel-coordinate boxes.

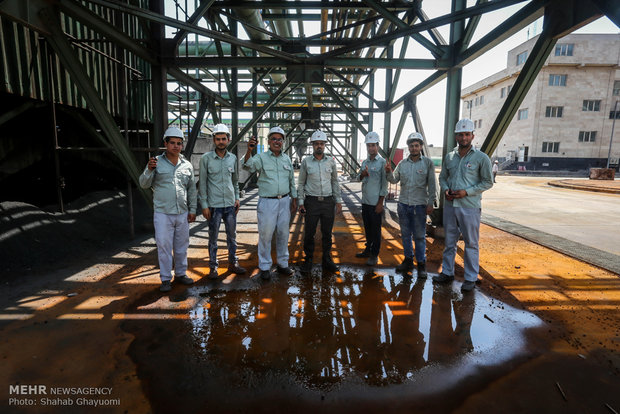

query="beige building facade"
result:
[462,33,620,171]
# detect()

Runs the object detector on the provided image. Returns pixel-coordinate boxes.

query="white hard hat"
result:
[163,126,184,140]
[212,123,230,137]
[365,131,380,144]
[268,126,286,139]
[406,132,424,144]
[455,118,475,133]
[310,130,327,142]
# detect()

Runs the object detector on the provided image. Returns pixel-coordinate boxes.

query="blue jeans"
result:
[208,206,238,267]
[397,203,427,263]
[441,203,481,282]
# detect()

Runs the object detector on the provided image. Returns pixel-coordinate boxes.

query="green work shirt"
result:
[198,150,239,209]
[387,155,437,206]
[297,154,342,206]
[360,154,388,206]
[139,153,197,214]
[242,150,297,198]
[439,146,493,208]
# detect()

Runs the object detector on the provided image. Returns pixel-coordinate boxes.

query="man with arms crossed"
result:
[139,127,197,292]
[433,119,493,292]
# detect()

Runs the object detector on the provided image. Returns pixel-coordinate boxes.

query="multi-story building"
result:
[462,33,620,171]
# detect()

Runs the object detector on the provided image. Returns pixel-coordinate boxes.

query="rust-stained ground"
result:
[1,179,619,413]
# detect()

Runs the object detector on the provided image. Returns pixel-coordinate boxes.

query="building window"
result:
[555,43,574,56]
[507,85,512,93]
[578,131,597,142]
[542,142,560,153]
[614,80,620,96]
[545,106,563,117]
[478,119,482,128]
[479,95,484,105]
[473,120,477,128]
[475,96,479,106]
[549,74,567,86]
[582,100,601,111]
[517,108,528,120]
[500,87,506,98]
[517,51,528,65]
[610,111,620,119]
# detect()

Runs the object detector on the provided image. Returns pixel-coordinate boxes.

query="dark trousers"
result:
[362,203,382,256]
[207,206,237,267]
[303,196,335,260]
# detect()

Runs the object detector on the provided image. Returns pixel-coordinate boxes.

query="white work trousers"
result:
[257,196,291,271]
[153,211,190,282]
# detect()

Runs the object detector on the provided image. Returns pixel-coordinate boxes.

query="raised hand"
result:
[385,161,392,173]
[360,165,369,178]
[147,157,157,171]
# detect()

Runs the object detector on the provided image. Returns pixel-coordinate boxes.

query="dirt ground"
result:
[1,184,619,413]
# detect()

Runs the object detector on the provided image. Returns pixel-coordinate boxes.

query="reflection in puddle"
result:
[188,267,543,390]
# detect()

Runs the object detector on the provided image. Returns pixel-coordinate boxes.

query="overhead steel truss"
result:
[0,0,616,185]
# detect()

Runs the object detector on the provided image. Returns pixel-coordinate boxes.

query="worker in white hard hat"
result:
[386,132,437,278]
[297,130,342,274]
[243,126,298,280]
[139,126,197,292]
[492,160,499,183]
[434,118,493,292]
[357,131,388,266]
[199,123,246,280]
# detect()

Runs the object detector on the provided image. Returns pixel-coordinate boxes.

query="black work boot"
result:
[395,257,414,273]
[299,259,313,273]
[416,262,428,279]
[355,249,370,258]
[322,256,339,273]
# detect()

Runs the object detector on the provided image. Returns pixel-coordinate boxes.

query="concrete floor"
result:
[1,177,619,413]
[483,176,620,256]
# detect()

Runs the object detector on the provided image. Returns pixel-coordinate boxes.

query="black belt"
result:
[263,194,289,199]
[306,195,333,201]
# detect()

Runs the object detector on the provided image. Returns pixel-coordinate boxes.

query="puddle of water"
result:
[188,266,543,390]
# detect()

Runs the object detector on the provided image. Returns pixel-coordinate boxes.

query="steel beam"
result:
[172,0,215,47]
[312,0,529,60]
[320,122,361,170]
[590,0,619,28]
[442,0,466,161]
[458,0,547,67]
[80,0,302,62]
[460,0,488,52]
[38,5,148,200]
[184,95,209,157]
[390,70,447,111]
[174,56,445,69]
[227,78,296,151]
[211,1,413,10]
[362,0,443,57]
